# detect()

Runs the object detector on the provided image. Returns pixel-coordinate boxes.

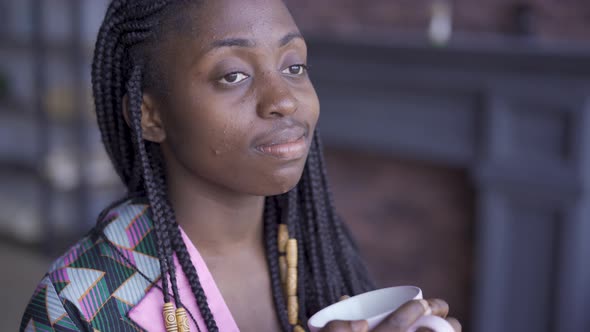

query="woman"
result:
[20,0,461,331]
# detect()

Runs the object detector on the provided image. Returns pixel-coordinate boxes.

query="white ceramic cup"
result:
[308,286,454,332]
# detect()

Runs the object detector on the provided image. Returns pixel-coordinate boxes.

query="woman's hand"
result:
[318,298,461,332]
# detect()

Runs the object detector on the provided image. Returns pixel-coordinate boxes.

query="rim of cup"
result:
[308,286,423,328]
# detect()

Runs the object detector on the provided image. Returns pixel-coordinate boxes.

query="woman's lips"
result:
[256,135,307,160]
[254,125,308,160]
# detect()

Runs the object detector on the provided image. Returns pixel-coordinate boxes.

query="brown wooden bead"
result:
[293,325,305,332]
[278,224,289,253]
[163,302,178,332]
[286,239,298,268]
[288,295,299,325]
[279,255,288,284]
[176,307,190,332]
[286,267,297,296]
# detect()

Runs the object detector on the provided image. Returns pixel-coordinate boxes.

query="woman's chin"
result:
[253,170,304,197]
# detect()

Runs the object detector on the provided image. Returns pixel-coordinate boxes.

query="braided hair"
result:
[91,0,374,330]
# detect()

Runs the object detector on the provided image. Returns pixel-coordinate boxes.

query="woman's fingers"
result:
[446,317,462,332]
[372,299,431,332]
[426,298,449,318]
[320,298,456,332]
[372,298,451,332]
[414,317,461,332]
[320,320,369,332]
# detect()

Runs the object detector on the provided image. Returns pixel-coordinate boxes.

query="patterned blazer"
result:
[20,198,162,331]
[21,196,241,332]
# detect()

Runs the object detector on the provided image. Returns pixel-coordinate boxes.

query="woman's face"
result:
[151,0,320,196]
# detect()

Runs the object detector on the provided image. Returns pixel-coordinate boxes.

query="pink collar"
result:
[128,228,240,331]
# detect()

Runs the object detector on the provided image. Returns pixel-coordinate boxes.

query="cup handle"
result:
[408,315,454,332]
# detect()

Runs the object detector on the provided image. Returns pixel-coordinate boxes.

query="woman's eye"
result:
[219,72,249,84]
[282,64,307,75]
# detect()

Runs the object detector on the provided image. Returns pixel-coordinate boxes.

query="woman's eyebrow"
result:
[278,31,304,47]
[206,31,304,53]
[209,38,256,51]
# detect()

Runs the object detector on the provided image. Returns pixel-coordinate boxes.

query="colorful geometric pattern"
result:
[20,198,161,332]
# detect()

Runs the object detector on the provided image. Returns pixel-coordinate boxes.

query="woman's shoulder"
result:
[20,197,160,332]
[47,196,154,277]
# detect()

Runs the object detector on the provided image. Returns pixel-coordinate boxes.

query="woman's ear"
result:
[122,93,166,143]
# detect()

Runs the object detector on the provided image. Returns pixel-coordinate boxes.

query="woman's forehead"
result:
[179,0,298,47]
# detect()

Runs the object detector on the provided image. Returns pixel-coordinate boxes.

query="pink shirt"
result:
[128,228,240,331]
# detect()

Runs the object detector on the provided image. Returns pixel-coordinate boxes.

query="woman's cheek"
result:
[208,112,248,157]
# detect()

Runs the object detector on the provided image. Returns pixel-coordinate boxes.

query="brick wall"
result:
[286,0,590,41]
[324,148,475,327]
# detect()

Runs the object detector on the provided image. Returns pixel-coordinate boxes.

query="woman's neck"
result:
[164,160,266,258]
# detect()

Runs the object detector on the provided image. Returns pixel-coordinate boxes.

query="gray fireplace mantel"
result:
[308,37,590,332]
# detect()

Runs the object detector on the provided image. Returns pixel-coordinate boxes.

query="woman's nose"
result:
[256,73,297,118]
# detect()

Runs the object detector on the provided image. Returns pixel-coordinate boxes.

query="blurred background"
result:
[1,0,589,331]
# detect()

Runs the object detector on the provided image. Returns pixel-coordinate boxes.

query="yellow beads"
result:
[286,239,298,268]
[279,225,301,329]
[163,302,178,332]
[288,295,299,325]
[293,325,306,332]
[176,307,190,332]
[279,256,288,285]
[278,224,289,254]
[286,267,297,296]
[162,303,190,332]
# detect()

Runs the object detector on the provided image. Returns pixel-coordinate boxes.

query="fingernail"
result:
[350,320,368,332]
